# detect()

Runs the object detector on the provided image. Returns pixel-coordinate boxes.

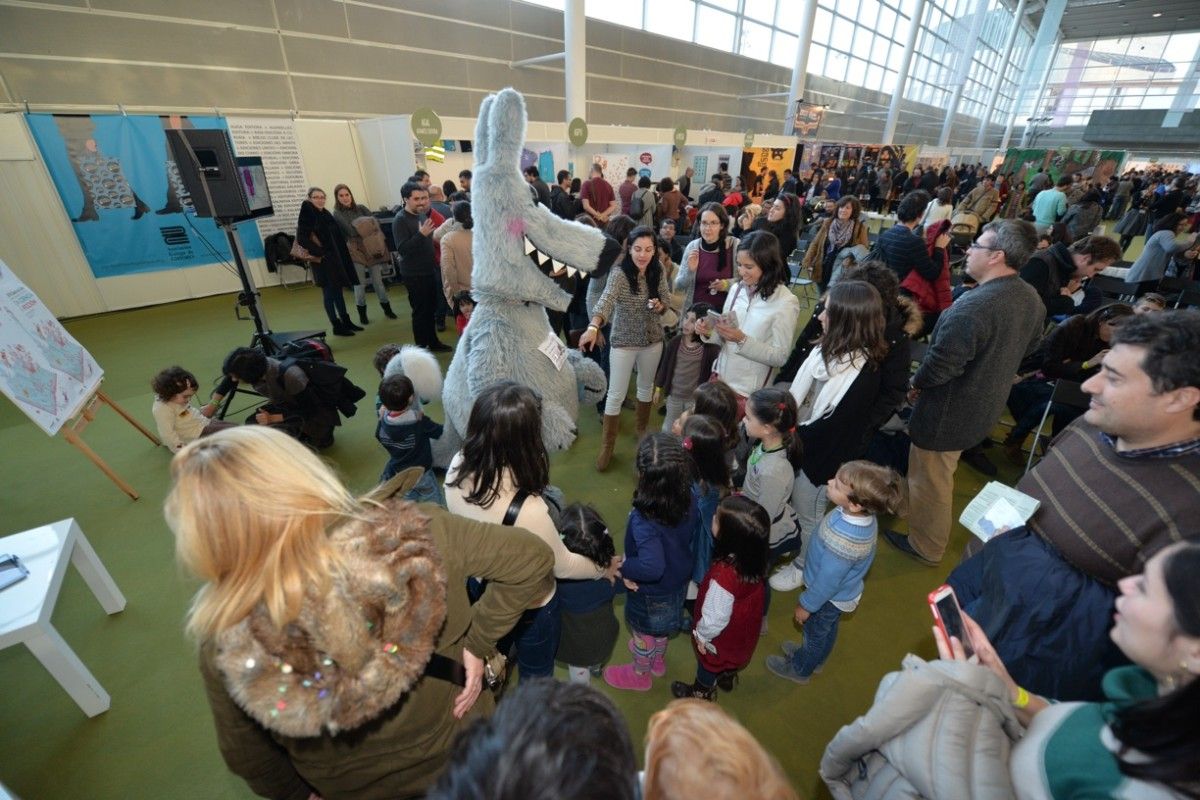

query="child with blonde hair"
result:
[766,459,902,684]
[644,699,799,800]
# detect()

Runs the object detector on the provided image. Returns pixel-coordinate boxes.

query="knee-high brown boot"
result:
[635,400,653,440]
[596,413,621,471]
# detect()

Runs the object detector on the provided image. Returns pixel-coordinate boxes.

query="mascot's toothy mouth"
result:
[523,236,582,277]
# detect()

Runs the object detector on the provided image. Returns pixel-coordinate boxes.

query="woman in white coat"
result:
[695,231,801,413]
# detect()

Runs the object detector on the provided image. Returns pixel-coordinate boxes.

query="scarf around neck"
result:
[789,346,867,423]
[828,217,854,249]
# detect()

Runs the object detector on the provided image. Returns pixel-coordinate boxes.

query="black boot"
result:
[670,680,716,701]
[715,671,739,692]
[381,302,398,319]
[357,305,370,325]
[340,315,364,332]
[331,321,355,337]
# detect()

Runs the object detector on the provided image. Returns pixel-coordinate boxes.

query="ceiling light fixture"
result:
[1151,11,1161,16]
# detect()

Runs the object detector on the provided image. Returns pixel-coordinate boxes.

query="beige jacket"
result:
[440,227,473,303]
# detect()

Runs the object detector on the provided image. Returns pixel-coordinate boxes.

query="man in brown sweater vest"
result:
[949,311,1200,701]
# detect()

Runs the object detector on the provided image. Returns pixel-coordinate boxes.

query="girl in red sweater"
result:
[671,494,769,700]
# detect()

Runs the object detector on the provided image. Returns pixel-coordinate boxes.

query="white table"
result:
[0,519,125,716]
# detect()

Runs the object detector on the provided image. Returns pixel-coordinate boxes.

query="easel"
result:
[59,387,161,500]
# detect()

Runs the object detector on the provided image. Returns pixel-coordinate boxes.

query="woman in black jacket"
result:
[752,192,802,264]
[769,274,918,592]
[297,186,361,337]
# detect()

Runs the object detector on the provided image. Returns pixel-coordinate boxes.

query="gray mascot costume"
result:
[442,88,614,454]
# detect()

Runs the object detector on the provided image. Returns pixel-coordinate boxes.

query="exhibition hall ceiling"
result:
[1017,0,1200,42]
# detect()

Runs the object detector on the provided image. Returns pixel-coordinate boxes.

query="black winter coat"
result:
[297,200,359,289]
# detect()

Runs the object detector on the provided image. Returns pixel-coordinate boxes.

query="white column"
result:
[783,0,820,136]
[974,0,1027,148]
[1163,39,1200,128]
[564,0,586,127]
[1000,0,1066,151]
[1019,35,1060,147]
[937,0,989,147]
[883,0,930,145]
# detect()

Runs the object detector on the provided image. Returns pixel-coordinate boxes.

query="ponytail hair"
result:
[681,414,731,494]
[634,433,694,526]
[747,387,802,469]
[711,495,769,583]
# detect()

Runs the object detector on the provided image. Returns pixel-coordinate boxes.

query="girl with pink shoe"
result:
[604,433,698,692]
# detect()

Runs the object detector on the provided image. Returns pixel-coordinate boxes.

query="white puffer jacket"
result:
[821,655,1024,800]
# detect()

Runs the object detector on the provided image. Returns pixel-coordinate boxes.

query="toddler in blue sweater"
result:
[766,460,901,684]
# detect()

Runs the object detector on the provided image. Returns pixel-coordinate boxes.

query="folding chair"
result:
[1159,277,1200,308]
[1024,379,1090,475]
[788,245,819,312]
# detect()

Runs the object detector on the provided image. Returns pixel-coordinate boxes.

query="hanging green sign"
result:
[743,129,755,148]
[568,117,589,147]
[673,126,688,147]
[411,108,442,147]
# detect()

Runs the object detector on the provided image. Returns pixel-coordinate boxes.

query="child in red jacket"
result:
[671,494,769,700]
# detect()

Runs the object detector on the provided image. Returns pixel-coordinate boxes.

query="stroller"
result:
[948,211,981,249]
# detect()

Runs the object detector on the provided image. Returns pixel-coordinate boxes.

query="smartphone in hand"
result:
[928,584,974,658]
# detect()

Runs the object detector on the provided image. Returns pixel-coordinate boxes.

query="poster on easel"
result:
[0,258,102,435]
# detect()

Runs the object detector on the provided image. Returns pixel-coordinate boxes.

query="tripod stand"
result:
[214,218,323,418]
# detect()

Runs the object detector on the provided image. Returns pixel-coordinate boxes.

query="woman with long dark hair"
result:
[695,231,800,412]
[752,192,802,262]
[769,280,895,592]
[296,186,361,336]
[580,226,673,470]
[444,382,619,681]
[332,183,394,323]
[677,202,739,314]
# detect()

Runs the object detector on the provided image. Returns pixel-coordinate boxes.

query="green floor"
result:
[0,278,1031,800]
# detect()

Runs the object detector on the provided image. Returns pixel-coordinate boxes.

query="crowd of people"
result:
[150,158,1200,800]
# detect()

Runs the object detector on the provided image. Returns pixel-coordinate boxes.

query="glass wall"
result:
[520,0,1033,123]
[1021,32,1200,126]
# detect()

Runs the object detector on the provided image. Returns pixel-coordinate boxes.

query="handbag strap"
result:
[423,652,467,687]
[501,490,530,526]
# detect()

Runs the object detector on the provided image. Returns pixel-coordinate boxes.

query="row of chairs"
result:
[1090,273,1200,308]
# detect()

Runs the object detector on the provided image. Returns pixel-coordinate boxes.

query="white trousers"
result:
[605,343,663,416]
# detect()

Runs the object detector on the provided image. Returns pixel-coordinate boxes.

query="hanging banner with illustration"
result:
[226,116,308,241]
[739,146,797,200]
[0,258,102,435]
[793,102,826,138]
[592,153,631,189]
[26,113,264,279]
[1000,148,1126,186]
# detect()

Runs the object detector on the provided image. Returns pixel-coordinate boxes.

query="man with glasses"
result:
[884,219,1044,566]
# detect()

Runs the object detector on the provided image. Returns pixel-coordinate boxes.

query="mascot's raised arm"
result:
[442,88,617,452]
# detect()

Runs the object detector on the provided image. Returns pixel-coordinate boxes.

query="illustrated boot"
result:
[340,314,364,332]
[596,413,620,472]
[357,304,370,325]
[670,680,716,700]
[380,301,398,319]
[628,634,668,677]
[635,400,653,440]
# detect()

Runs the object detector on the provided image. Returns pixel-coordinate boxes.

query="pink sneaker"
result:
[629,637,668,677]
[603,662,653,691]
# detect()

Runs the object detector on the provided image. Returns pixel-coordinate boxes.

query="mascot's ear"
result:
[473,94,496,169]
[484,87,526,173]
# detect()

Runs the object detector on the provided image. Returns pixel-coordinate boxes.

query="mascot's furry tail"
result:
[383,345,444,403]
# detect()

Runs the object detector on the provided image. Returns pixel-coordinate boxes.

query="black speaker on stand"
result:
[166,129,323,415]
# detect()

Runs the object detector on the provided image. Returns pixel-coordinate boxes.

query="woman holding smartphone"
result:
[823,543,1200,799]
[694,231,800,415]
[580,226,673,471]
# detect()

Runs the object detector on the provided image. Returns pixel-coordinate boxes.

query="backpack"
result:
[630,189,646,220]
[280,337,334,363]
[276,355,366,419]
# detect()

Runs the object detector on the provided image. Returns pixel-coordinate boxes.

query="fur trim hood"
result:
[210,497,448,738]
[896,295,924,337]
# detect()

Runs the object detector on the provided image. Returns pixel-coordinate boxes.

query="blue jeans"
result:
[499,591,561,681]
[789,601,842,677]
[320,281,349,323]
[403,469,445,507]
[695,662,720,688]
[625,587,685,637]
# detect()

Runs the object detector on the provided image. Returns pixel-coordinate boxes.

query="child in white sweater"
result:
[151,366,233,452]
